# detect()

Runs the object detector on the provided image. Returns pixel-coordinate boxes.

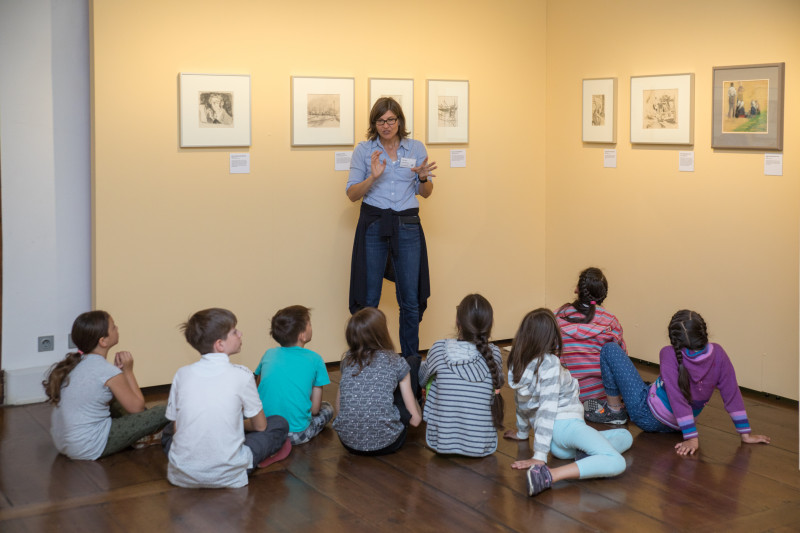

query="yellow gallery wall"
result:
[91,0,548,385]
[545,0,799,399]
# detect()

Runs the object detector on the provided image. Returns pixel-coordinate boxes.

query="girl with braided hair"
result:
[418,294,504,456]
[587,310,770,455]
[556,267,627,404]
[504,308,632,497]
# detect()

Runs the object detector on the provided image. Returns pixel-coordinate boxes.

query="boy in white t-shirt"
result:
[162,308,290,488]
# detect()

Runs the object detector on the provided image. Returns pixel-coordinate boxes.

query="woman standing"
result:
[347,97,437,392]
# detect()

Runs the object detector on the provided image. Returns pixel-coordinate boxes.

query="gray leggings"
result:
[101,403,169,457]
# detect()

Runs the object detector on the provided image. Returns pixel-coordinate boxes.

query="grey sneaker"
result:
[526,464,553,497]
[583,399,628,425]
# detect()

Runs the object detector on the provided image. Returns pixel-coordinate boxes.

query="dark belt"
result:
[399,215,420,224]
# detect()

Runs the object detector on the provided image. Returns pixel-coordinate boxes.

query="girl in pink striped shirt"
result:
[556,267,627,403]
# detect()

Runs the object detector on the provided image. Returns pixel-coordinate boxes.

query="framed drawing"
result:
[426,79,469,144]
[711,63,784,150]
[291,76,354,146]
[179,73,251,148]
[582,78,617,143]
[369,78,414,137]
[630,73,694,145]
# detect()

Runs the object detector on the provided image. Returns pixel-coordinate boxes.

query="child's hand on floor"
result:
[741,433,770,445]
[674,437,699,456]
[510,458,545,470]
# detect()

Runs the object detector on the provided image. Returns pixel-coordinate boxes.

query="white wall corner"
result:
[5,366,50,405]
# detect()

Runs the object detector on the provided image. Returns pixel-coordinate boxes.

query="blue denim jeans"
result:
[364,219,421,358]
[599,343,673,433]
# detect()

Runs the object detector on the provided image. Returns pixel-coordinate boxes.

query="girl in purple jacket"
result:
[585,310,770,455]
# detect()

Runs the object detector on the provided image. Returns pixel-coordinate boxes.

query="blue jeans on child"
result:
[599,343,674,433]
[364,219,421,359]
[550,419,632,478]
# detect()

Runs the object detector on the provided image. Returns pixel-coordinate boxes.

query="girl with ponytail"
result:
[418,294,504,456]
[587,309,770,456]
[44,311,168,460]
[556,267,627,403]
[504,308,632,497]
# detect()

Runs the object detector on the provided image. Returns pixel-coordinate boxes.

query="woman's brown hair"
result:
[366,97,410,140]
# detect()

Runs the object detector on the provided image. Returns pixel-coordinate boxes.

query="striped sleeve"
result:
[530,357,560,462]
[716,347,751,435]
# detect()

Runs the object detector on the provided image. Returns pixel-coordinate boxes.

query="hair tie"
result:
[494,388,501,395]
[590,301,596,305]
[77,350,84,355]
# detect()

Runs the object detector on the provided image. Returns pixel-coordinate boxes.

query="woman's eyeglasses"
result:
[375,118,398,126]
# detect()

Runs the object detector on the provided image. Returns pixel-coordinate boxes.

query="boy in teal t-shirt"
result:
[254,306,333,444]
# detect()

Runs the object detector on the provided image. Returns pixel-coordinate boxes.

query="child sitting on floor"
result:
[44,310,168,460]
[556,267,627,404]
[419,293,504,457]
[162,308,290,489]
[585,309,771,455]
[333,307,422,455]
[505,308,632,497]
[255,305,334,445]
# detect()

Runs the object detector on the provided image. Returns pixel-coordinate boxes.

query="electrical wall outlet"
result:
[38,335,55,352]
[68,334,76,349]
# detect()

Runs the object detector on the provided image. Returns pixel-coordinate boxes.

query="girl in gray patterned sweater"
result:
[504,308,632,497]
[333,308,422,455]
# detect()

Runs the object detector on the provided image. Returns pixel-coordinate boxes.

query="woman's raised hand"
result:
[370,150,386,179]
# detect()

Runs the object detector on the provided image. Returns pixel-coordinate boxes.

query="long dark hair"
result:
[508,308,563,385]
[557,267,608,324]
[667,309,708,402]
[456,294,504,430]
[43,310,111,406]
[343,308,396,376]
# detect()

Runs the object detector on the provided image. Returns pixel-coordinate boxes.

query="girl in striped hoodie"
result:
[586,310,771,455]
[419,294,504,457]
[505,308,632,497]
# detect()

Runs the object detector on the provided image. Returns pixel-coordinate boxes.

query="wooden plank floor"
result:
[1,355,798,532]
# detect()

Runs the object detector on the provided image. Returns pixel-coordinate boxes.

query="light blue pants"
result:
[550,418,632,479]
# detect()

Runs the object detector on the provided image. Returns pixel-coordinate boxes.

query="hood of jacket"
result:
[441,339,490,383]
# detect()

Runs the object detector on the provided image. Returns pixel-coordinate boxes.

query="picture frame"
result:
[582,78,617,143]
[291,76,355,146]
[179,73,251,148]
[369,78,414,138]
[426,79,469,144]
[630,73,694,145]
[711,63,784,150]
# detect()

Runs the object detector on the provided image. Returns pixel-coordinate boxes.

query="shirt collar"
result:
[200,352,230,363]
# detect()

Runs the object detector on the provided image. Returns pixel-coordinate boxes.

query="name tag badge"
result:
[399,157,415,168]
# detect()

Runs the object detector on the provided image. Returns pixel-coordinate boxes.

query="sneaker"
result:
[526,464,553,497]
[583,399,628,425]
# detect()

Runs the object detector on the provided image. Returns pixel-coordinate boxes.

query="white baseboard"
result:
[4,366,49,405]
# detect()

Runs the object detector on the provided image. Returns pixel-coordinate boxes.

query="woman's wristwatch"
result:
[418,174,428,183]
